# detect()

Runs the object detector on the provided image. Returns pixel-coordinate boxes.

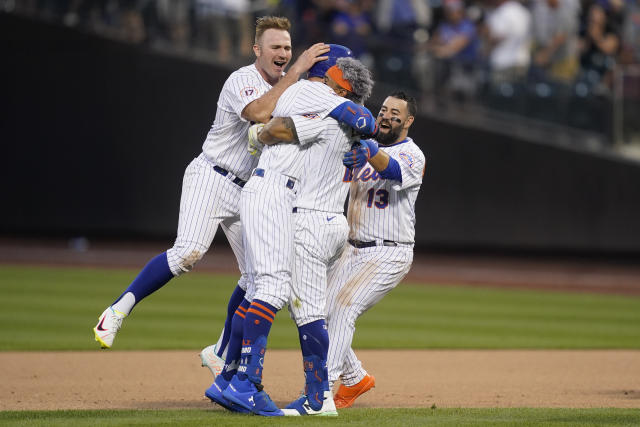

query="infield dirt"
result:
[2,349,639,410]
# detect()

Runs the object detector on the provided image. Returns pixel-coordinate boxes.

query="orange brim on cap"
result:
[326,65,353,92]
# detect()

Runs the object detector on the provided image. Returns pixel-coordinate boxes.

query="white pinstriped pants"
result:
[165,154,249,291]
[326,243,413,385]
[289,210,349,326]
[240,168,297,310]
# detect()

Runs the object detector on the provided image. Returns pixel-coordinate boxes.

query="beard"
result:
[375,124,401,146]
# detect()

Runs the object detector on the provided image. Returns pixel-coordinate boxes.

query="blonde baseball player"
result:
[92,16,330,351]
[203,50,379,416]
[327,92,425,408]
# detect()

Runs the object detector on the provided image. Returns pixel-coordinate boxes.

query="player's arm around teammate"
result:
[242,40,331,123]
[254,58,374,147]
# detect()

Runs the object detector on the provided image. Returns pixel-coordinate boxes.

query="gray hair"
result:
[335,57,374,104]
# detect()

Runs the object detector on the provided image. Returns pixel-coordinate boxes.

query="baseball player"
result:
[256,58,374,417]
[327,91,425,408]
[92,16,331,349]
[209,58,376,417]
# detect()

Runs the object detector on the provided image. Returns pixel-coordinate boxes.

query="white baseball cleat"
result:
[281,390,338,416]
[93,306,126,349]
[200,344,225,379]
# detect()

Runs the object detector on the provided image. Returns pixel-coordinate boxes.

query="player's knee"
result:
[167,244,207,275]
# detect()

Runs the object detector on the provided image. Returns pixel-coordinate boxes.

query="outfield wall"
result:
[2,14,640,254]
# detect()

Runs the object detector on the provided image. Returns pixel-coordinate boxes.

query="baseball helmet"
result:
[308,44,354,78]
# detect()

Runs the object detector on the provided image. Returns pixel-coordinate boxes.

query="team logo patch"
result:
[356,116,367,129]
[399,152,415,168]
[240,86,257,97]
[302,113,320,119]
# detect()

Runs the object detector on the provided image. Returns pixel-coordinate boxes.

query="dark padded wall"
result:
[2,14,640,253]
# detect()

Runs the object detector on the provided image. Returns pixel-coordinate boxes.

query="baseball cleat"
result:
[334,374,375,409]
[205,375,250,413]
[200,344,225,379]
[222,375,284,416]
[93,306,126,349]
[282,390,338,416]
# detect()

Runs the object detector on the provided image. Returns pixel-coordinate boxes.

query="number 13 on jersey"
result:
[366,189,389,209]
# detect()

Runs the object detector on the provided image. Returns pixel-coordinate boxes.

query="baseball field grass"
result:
[1,265,639,351]
[2,408,640,426]
[2,264,640,426]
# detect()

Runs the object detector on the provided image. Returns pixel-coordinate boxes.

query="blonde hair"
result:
[255,16,291,44]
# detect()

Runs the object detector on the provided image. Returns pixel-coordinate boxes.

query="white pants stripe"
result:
[326,244,413,385]
[166,155,249,290]
[241,169,297,309]
[289,210,349,326]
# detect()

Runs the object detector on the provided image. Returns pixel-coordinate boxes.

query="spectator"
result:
[578,3,620,89]
[156,0,191,48]
[329,0,374,61]
[530,0,581,83]
[194,0,252,61]
[620,0,640,64]
[375,0,432,88]
[427,0,480,101]
[481,0,532,84]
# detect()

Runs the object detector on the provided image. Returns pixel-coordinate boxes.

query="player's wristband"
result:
[379,157,402,182]
[360,139,379,159]
[329,101,377,137]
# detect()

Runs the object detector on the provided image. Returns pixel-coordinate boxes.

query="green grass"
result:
[1,408,639,426]
[1,265,639,351]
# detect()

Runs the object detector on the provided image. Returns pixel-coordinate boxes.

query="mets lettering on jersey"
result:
[345,137,425,244]
[342,167,381,183]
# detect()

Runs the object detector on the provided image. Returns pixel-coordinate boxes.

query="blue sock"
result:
[217,285,247,358]
[237,299,278,383]
[112,252,174,312]
[298,320,329,360]
[221,298,250,382]
[299,320,330,409]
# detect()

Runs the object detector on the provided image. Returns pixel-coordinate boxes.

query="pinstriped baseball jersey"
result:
[202,64,275,181]
[345,137,425,243]
[256,80,347,180]
[291,114,355,213]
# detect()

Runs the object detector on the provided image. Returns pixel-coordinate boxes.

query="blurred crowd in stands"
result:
[5,0,640,142]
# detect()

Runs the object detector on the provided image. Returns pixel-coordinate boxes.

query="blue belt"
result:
[348,238,397,248]
[213,165,246,187]
[253,168,295,189]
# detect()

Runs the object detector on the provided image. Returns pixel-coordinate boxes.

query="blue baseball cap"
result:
[308,44,354,78]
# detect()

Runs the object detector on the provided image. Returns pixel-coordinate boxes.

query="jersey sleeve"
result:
[389,145,426,191]
[222,71,266,121]
[275,81,345,119]
[290,114,327,147]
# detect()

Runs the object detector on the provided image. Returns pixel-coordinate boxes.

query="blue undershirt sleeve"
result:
[378,157,402,182]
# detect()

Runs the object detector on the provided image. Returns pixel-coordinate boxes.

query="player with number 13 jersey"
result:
[344,135,424,245]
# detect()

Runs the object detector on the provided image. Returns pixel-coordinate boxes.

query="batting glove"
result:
[247,123,265,157]
[342,140,379,169]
